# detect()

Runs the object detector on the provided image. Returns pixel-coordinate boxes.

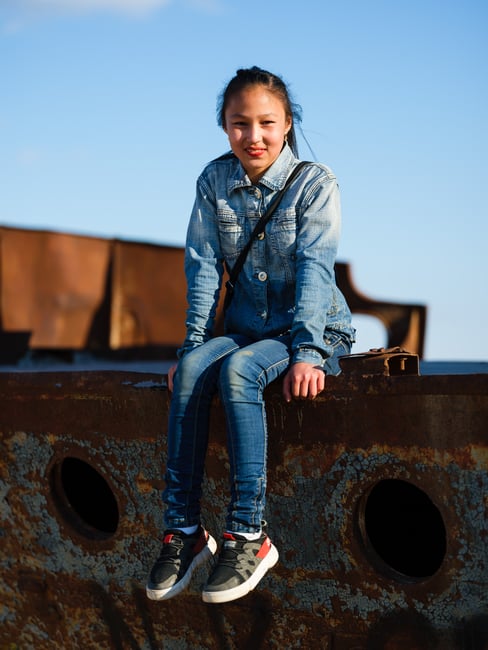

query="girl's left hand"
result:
[167,363,178,392]
[282,362,326,402]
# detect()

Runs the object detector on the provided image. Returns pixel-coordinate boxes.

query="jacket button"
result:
[257,232,265,240]
[257,271,268,282]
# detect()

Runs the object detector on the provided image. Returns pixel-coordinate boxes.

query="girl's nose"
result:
[248,125,262,143]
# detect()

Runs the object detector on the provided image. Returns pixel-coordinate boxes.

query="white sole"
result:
[146,534,217,601]
[202,542,279,604]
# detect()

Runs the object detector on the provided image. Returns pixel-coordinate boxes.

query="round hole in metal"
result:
[360,478,446,581]
[51,456,119,540]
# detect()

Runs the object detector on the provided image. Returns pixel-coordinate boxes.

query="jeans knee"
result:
[219,351,261,397]
[173,353,197,392]
[174,350,219,395]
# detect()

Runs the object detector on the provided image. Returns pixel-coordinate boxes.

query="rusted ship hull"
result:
[1,367,487,649]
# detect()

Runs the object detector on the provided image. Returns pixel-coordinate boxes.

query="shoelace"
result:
[218,538,252,568]
[157,534,185,563]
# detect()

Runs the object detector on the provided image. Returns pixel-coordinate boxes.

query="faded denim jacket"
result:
[178,144,355,366]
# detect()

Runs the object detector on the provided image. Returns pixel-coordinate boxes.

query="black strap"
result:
[224,161,309,311]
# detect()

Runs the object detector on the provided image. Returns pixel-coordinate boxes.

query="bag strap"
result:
[224,161,310,310]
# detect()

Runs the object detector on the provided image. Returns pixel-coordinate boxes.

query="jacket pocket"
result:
[217,211,246,263]
[268,208,297,255]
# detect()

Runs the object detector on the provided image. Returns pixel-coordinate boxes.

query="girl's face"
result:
[223,85,292,183]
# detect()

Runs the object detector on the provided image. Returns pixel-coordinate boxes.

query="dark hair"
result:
[217,66,302,156]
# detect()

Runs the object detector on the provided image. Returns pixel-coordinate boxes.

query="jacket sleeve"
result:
[290,170,342,365]
[177,176,224,359]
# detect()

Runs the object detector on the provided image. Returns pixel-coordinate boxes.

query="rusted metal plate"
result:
[0,226,427,359]
[110,240,191,349]
[1,369,487,648]
[0,227,111,349]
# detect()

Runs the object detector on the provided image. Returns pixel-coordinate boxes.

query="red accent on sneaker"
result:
[256,536,272,559]
[223,532,236,541]
[192,530,207,554]
[163,533,174,544]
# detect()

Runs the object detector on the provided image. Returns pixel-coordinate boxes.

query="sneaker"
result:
[146,526,217,601]
[202,531,279,604]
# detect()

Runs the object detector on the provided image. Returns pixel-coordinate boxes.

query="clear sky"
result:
[1,0,487,360]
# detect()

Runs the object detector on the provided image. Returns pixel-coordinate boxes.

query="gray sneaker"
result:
[146,526,217,601]
[202,530,279,604]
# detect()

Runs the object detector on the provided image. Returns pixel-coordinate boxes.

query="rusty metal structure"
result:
[0,226,426,361]
[1,226,487,649]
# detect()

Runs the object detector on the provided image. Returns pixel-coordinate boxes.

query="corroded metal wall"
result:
[1,369,487,648]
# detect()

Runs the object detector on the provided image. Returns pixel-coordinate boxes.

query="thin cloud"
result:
[6,0,173,17]
[1,0,225,33]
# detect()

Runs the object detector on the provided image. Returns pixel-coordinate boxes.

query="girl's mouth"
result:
[246,148,266,158]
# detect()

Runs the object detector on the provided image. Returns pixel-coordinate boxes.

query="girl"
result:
[146,66,355,604]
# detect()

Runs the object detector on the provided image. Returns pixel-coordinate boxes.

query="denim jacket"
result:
[178,144,355,365]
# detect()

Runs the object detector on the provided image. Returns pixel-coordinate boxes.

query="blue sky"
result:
[1,0,487,360]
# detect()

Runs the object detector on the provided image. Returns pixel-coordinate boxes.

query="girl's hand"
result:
[282,362,326,402]
[167,363,178,392]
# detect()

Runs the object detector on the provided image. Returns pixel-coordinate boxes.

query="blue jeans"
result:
[163,332,350,533]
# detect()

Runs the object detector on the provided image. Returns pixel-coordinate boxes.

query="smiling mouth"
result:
[246,148,266,157]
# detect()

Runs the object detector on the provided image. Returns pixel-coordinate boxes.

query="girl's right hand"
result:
[167,363,178,392]
[282,362,326,402]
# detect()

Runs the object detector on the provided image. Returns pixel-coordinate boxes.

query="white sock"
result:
[229,530,261,541]
[175,524,198,535]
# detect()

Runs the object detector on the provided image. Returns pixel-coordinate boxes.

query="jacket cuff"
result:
[292,348,325,366]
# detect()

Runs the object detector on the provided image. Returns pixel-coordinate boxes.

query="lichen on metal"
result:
[1,368,487,648]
